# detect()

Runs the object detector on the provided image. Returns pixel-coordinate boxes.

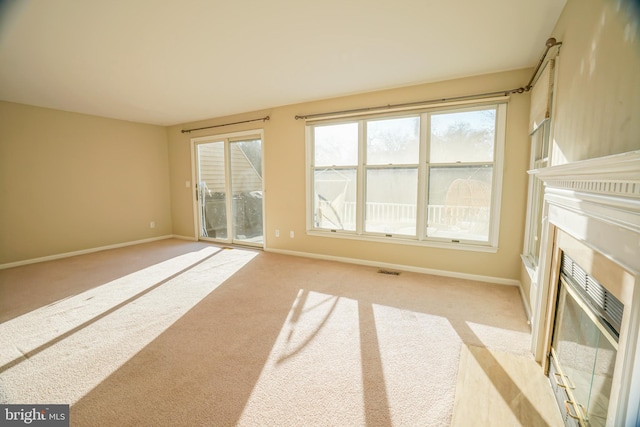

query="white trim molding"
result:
[0,235,174,270]
[171,234,198,242]
[265,247,520,286]
[530,150,640,198]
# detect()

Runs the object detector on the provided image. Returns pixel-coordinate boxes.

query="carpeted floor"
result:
[0,239,552,426]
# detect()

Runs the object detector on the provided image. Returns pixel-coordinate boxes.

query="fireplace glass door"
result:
[549,254,621,426]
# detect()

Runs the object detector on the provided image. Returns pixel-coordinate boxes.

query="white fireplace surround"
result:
[529,150,640,426]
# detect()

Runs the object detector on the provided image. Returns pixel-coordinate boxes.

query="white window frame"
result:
[522,57,558,273]
[522,119,551,268]
[305,102,507,252]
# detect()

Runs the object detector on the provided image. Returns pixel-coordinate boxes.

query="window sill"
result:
[306,230,499,253]
[520,254,539,283]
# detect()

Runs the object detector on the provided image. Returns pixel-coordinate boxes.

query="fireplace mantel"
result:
[532,150,640,185]
[529,150,640,426]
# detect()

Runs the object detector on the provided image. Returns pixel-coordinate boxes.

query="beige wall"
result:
[550,0,640,164]
[2,0,633,285]
[169,69,532,280]
[0,102,172,264]
[518,0,640,305]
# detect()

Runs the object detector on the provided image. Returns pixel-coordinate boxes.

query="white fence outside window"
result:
[316,201,490,234]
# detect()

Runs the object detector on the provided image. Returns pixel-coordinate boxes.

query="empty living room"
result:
[1,0,639,426]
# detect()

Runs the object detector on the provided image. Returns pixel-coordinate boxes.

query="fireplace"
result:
[528,151,640,426]
[549,252,621,425]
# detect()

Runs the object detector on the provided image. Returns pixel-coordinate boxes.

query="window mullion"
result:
[416,112,429,240]
[356,120,365,235]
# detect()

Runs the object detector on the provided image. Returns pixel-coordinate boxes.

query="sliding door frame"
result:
[190,129,265,248]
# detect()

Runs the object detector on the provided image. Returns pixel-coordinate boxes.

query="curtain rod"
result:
[182,116,270,134]
[525,37,562,90]
[295,38,562,121]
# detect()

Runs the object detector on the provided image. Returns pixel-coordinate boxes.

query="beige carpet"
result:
[0,239,540,426]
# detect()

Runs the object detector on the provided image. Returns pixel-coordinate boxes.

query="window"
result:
[427,109,496,242]
[523,120,550,266]
[523,58,555,268]
[312,122,358,231]
[365,117,419,236]
[307,103,507,250]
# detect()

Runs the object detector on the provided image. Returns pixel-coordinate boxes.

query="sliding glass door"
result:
[195,133,263,247]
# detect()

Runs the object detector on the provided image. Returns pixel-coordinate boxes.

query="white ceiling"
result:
[0,0,566,126]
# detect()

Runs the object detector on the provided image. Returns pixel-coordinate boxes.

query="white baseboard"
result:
[171,234,198,242]
[0,235,174,270]
[265,247,520,286]
[517,282,533,326]
[519,254,535,325]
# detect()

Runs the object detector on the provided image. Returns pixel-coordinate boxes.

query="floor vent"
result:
[378,269,400,276]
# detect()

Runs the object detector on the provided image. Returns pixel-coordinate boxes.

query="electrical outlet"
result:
[290,230,294,238]
[150,221,155,229]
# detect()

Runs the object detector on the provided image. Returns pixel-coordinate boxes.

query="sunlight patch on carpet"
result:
[0,247,257,404]
[237,290,462,427]
[464,321,531,356]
